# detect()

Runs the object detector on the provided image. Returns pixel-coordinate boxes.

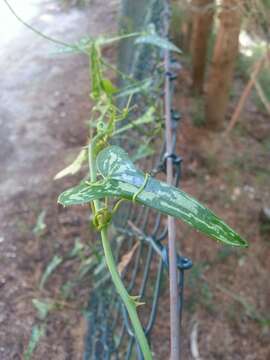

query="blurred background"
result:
[0,0,269,359]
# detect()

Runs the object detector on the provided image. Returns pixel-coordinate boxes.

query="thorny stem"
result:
[88,141,152,360]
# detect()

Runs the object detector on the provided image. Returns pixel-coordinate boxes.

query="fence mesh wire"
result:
[83,1,192,358]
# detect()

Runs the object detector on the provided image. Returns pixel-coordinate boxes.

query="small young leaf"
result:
[135,34,181,53]
[54,149,87,180]
[101,79,118,96]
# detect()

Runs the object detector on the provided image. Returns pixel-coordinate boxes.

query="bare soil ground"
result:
[0,1,269,359]
[0,1,117,359]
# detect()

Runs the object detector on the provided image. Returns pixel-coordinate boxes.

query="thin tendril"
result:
[3,0,73,49]
[132,173,150,203]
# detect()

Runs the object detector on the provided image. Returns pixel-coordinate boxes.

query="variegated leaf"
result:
[58,180,119,206]
[58,146,248,247]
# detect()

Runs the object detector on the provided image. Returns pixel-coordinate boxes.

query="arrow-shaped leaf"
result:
[58,146,248,247]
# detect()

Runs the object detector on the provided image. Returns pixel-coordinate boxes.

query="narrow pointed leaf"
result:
[97,146,247,247]
[58,146,248,247]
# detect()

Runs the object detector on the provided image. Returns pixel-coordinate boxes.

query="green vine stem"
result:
[88,142,153,360]
[100,226,152,359]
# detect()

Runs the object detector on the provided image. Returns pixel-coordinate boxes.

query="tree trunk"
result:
[205,0,242,130]
[190,0,215,93]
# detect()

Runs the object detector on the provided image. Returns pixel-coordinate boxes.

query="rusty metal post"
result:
[164,47,181,359]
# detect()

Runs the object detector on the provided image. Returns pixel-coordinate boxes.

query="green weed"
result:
[24,325,46,360]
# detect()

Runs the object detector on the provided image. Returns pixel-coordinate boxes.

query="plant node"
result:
[93,208,112,230]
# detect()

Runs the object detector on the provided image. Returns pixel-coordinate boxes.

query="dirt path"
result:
[1,2,270,360]
[0,0,117,201]
[0,1,117,358]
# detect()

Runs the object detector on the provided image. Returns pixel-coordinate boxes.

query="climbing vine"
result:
[56,35,247,359]
[3,1,248,357]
